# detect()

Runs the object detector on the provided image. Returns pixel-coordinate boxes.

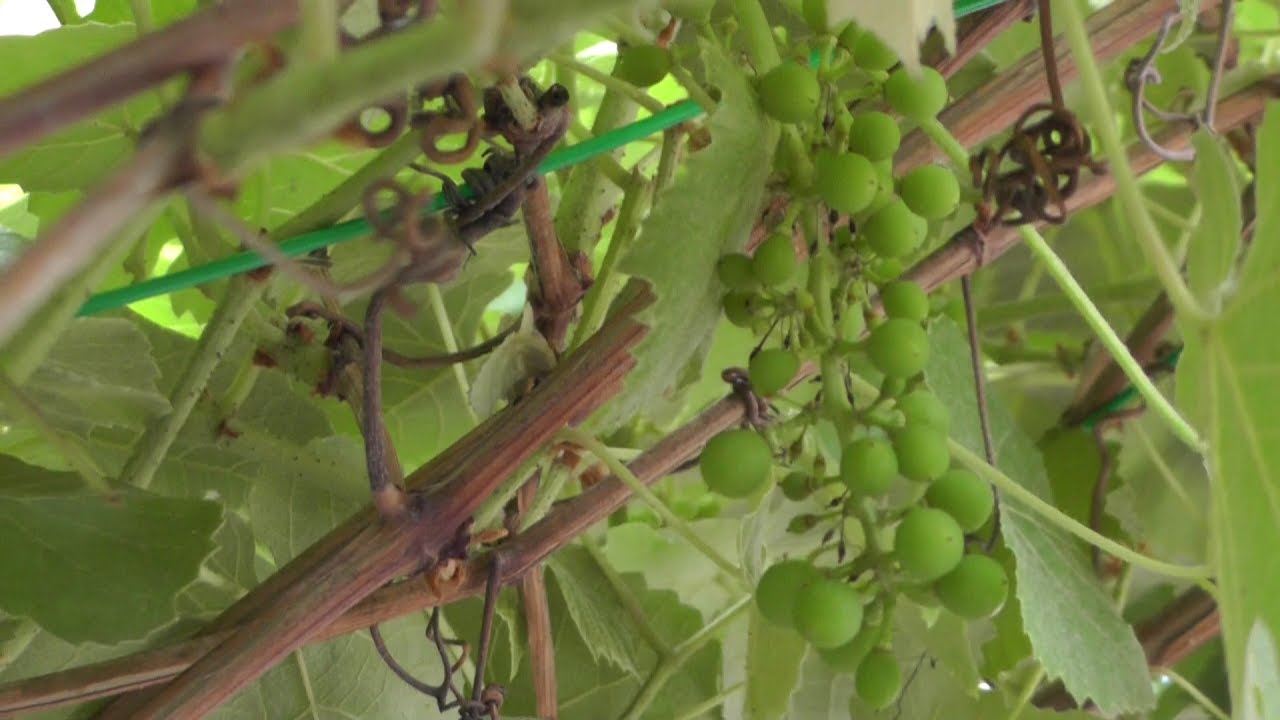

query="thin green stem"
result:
[45,0,81,24]
[559,427,748,589]
[548,53,668,114]
[619,595,751,720]
[949,440,1211,580]
[1008,664,1046,720]
[572,171,651,346]
[668,64,718,114]
[425,283,479,426]
[670,682,744,720]
[1054,0,1212,326]
[129,0,154,32]
[1158,667,1230,720]
[918,116,972,188]
[118,277,263,490]
[1018,225,1203,450]
[0,372,108,491]
[297,0,340,64]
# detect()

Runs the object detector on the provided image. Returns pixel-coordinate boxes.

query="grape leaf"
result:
[546,545,647,677]
[1243,621,1280,720]
[595,40,779,432]
[1175,100,1280,701]
[786,648,855,720]
[603,519,741,618]
[0,456,222,644]
[1186,130,1241,308]
[738,607,807,720]
[925,318,1155,714]
[0,24,164,193]
[828,0,956,74]
[178,512,256,618]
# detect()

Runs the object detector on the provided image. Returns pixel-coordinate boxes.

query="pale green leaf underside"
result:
[597,40,780,432]
[0,457,222,644]
[1243,621,1280,720]
[926,319,1155,714]
[744,607,807,720]
[1176,101,1280,700]
[546,545,647,677]
[828,0,956,73]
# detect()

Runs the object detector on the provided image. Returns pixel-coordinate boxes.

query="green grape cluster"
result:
[692,5,1008,693]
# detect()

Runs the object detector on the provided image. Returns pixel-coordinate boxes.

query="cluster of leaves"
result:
[0,0,1279,719]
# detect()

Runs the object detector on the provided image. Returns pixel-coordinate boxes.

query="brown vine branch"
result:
[89,284,651,719]
[0,0,299,158]
[896,0,1224,175]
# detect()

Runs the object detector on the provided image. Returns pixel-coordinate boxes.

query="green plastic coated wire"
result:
[78,0,1004,317]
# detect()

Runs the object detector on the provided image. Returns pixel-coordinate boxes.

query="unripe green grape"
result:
[722,291,758,328]
[700,429,772,498]
[757,61,821,124]
[626,505,661,528]
[854,648,903,709]
[818,626,876,672]
[848,111,901,162]
[756,559,821,628]
[781,471,814,501]
[694,493,723,519]
[880,280,929,322]
[671,495,699,520]
[614,44,671,87]
[926,468,994,532]
[883,67,949,122]
[934,554,1009,619]
[793,579,864,648]
[753,233,798,287]
[892,424,950,482]
[840,437,898,496]
[814,151,878,215]
[853,31,898,72]
[870,257,904,282]
[750,348,800,396]
[717,253,758,290]
[899,164,961,220]
[893,507,964,581]
[867,318,929,379]
[788,513,820,533]
[801,0,828,32]
[896,389,950,433]
[861,199,923,259]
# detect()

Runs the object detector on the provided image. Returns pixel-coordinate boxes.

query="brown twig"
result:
[895,0,1224,175]
[91,285,652,719]
[516,476,558,719]
[0,0,299,157]
[931,0,1036,79]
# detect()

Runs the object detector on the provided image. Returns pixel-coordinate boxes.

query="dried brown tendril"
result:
[970,103,1106,230]
[413,73,488,164]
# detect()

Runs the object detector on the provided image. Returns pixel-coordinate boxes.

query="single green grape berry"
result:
[755,559,821,628]
[840,437,898,496]
[867,318,929,379]
[854,648,903,710]
[716,253,757,290]
[880,280,929,322]
[749,349,800,396]
[934,554,1009,619]
[848,111,902,162]
[614,44,671,87]
[700,428,772,498]
[814,150,878,215]
[853,31,898,72]
[722,291,758,328]
[626,505,661,528]
[839,306,867,341]
[892,424,950,482]
[801,0,828,32]
[757,61,821,124]
[670,495,699,520]
[870,258,904,283]
[818,627,875,672]
[883,66,949,122]
[753,232,798,287]
[899,164,961,220]
[861,199,923,259]
[894,507,964,581]
[781,471,814,501]
[926,468,994,532]
[896,389,950,433]
[793,579,864,648]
